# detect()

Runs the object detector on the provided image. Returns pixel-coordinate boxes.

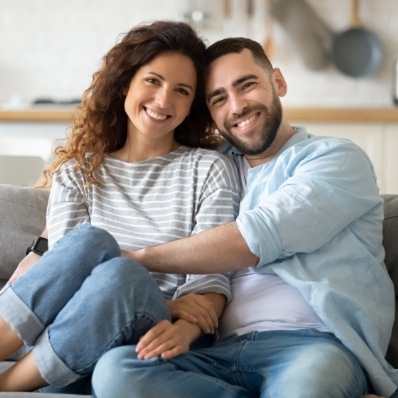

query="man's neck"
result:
[245,124,296,167]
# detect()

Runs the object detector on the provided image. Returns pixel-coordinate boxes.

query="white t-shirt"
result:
[219,268,331,340]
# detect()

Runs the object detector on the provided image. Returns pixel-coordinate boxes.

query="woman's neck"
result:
[110,135,181,163]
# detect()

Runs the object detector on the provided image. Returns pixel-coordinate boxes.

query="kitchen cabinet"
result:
[1,107,397,192]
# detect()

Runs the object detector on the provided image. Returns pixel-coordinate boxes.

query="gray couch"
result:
[0,183,398,397]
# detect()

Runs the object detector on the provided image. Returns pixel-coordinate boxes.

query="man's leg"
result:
[92,344,256,398]
[239,329,369,398]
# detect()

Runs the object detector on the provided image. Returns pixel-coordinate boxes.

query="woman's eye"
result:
[146,78,159,85]
[176,88,189,96]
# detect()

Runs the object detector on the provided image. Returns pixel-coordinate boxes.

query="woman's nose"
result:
[155,88,171,108]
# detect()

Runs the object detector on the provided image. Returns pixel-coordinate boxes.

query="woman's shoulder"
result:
[180,146,233,165]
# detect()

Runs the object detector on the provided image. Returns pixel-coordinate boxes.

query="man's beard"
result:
[219,93,283,156]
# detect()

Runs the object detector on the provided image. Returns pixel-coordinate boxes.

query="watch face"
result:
[34,237,48,254]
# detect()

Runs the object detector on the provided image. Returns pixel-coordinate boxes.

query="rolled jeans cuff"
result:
[0,286,44,346]
[33,329,80,387]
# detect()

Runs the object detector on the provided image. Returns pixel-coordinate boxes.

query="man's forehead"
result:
[206,50,259,90]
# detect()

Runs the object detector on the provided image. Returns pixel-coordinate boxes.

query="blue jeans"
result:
[92,329,369,398]
[0,225,170,389]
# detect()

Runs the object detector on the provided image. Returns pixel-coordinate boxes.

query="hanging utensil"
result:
[270,0,333,70]
[223,0,230,18]
[263,0,275,60]
[331,0,383,77]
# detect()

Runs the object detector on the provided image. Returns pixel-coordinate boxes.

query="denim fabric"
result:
[92,329,369,398]
[0,225,170,388]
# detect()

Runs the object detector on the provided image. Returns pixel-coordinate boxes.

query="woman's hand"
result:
[168,293,219,334]
[135,319,197,360]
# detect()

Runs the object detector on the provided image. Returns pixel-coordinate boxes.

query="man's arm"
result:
[124,221,259,274]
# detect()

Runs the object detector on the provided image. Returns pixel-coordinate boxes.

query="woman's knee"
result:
[54,225,120,259]
[93,257,156,290]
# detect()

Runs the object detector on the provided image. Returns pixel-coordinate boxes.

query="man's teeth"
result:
[237,115,256,128]
[146,108,168,120]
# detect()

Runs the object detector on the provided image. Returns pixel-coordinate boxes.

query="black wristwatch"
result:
[26,237,48,256]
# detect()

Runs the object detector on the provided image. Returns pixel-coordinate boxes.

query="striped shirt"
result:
[47,146,240,301]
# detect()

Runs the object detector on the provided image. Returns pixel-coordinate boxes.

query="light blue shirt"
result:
[228,127,398,397]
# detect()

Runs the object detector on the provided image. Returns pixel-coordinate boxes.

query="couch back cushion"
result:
[1,184,398,369]
[0,184,49,287]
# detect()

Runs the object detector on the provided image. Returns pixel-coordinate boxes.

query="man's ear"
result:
[272,68,288,97]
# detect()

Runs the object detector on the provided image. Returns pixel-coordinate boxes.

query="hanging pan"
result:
[331,0,383,78]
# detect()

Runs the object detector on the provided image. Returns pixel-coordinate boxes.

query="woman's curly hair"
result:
[41,20,220,187]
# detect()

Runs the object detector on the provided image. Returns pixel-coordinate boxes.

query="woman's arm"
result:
[135,292,225,359]
[5,229,48,288]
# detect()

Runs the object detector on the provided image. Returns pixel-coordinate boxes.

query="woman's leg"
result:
[0,317,23,361]
[0,351,46,391]
[1,257,170,391]
[0,225,120,354]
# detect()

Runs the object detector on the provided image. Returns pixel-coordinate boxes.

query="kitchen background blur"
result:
[0,0,397,192]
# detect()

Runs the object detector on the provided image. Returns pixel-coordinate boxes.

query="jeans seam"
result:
[72,311,159,374]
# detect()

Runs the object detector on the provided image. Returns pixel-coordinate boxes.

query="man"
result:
[92,38,397,397]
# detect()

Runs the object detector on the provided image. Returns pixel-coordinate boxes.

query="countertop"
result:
[1,107,398,123]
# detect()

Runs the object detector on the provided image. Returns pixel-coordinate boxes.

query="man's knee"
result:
[92,346,136,397]
[267,342,368,397]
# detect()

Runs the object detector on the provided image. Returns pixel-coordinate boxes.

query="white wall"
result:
[1,0,398,108]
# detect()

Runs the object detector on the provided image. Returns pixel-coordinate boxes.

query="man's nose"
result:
[229,94,248,116]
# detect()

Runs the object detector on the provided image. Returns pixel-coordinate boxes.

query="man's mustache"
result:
[225,104,267,130]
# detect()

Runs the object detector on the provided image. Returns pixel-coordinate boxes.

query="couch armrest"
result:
[382,194,398,368]
[0,184,49,288]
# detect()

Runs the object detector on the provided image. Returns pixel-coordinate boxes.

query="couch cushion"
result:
[383,194,398,368]
[0,184,49,286]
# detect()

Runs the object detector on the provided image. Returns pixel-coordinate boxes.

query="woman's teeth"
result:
[146,108,168,121]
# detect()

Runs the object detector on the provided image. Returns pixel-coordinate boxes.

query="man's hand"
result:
[135,319,196,360]
[167,293,218,334]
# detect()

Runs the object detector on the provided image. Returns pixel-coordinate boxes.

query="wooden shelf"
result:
[1,107,398,123]
[285,108,398,123]
[0,107,75,122]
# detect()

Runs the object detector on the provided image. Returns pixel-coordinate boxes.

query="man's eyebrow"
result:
[232,74,259,87]
[206,74,259,103]
[207,88,225,103]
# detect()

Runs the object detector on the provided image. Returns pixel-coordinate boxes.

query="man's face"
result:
[205,49,283,157]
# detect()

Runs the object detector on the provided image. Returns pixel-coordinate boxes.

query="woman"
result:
[0,20,240,393]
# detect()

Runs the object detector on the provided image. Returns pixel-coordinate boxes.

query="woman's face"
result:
[124,51,197,143]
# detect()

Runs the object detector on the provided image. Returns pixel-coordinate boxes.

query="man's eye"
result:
[211,97,225,106]
[242,81,255,90]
